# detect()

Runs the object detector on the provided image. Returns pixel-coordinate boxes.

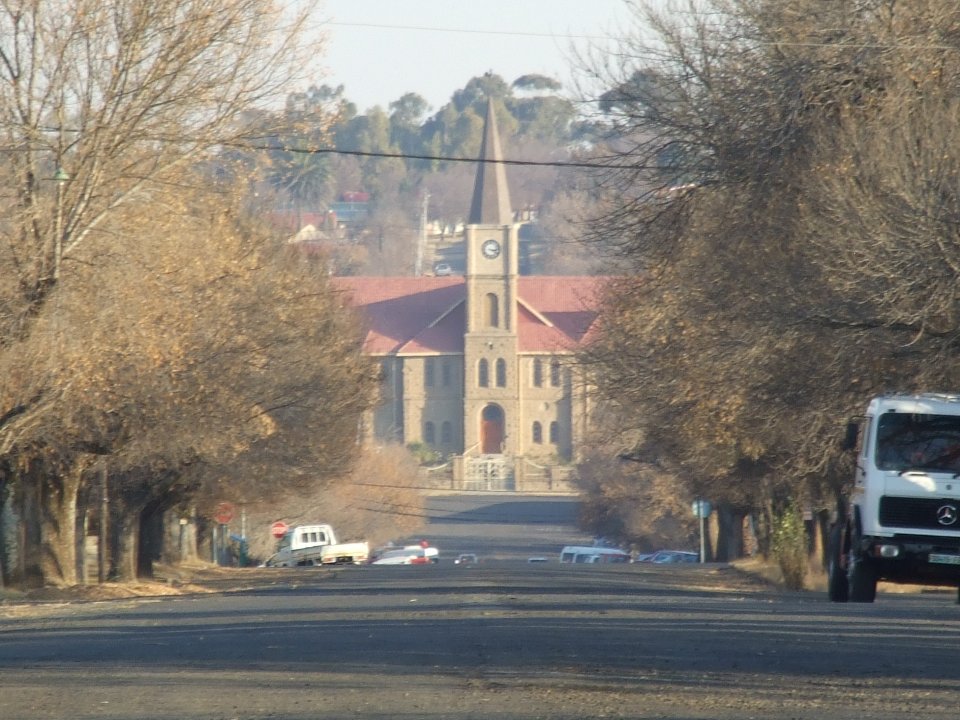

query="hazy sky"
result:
[318,0,636,113]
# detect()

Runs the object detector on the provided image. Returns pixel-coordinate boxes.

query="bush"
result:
[771,503,807,590]
[406,442,443,466]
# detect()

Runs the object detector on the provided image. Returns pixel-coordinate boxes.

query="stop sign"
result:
[213,502,234,525]
[270,520,289,539]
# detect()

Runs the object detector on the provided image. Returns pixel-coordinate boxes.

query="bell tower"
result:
[463,98,519,456]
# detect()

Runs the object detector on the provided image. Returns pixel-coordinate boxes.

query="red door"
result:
[481,405,504,454]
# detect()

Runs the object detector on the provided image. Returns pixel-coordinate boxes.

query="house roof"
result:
[333,276,608,356]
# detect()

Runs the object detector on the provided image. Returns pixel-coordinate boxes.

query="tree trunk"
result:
[162,507,199,564]
[74,480,89,585]
[0,476,8,589]
[17,465,45,588]
[111,511,139,582]
[40,463,86,586]
[714,504,745,562]
[137,506,165,578]
[813,508,830,569]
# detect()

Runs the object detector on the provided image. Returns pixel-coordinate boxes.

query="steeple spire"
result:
[468,98,513,225]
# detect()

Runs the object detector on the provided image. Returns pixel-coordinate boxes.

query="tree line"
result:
[0,2,602,590]
[0,1,380,588]
[575,0,960,561]
[257,72,600,276]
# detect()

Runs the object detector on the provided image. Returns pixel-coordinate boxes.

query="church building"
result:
[333,100,607,492]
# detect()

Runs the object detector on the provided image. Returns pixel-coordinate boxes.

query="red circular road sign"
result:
[270,520,289,539]
[213,502,234,525]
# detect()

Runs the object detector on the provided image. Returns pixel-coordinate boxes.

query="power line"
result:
[326,20,960,53]
[326,21,615,42]
[234,141,643,170]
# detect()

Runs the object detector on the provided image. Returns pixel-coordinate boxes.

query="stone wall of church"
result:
[517,354,573,461]
[402,354,464,456]
[370,357,404,444]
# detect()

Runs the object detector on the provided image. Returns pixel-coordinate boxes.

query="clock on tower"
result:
[481,238,501,259]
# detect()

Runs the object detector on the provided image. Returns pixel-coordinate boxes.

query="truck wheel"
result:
[827,524,849,603]
[848,555,877,603]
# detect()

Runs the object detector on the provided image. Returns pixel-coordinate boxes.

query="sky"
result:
[316,0,637,113]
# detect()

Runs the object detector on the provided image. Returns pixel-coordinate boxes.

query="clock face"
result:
[481,239,501,259]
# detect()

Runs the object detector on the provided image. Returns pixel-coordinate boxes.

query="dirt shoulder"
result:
[0,562,266,607]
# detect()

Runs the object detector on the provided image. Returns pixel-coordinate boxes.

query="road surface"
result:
[3,560,960,720]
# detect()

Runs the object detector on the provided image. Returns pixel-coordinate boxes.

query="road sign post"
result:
[691,500,712,563]
[271,520,289,539]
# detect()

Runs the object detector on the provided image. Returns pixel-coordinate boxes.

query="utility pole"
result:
[99,463,109,582]
[415,192,429,276]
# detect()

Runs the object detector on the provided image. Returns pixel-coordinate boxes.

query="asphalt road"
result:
[3,560,960,720]
[414,492,592,561]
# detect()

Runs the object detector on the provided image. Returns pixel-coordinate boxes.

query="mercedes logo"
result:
[937,504,959,526]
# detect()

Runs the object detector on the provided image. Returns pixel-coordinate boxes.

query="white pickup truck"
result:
[265,524,369,567]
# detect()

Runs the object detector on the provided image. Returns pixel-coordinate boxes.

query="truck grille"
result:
[879,496,960,530]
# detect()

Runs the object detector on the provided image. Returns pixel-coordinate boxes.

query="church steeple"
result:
[468,98,513,225]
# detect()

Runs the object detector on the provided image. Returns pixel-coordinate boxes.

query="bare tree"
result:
[576,0,960,552]
[0,1,380,586]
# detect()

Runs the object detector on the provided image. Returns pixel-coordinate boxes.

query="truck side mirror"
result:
[842,421,860,451]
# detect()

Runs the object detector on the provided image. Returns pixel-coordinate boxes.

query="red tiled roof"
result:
[332,275,609,355]
[517,277,608,352]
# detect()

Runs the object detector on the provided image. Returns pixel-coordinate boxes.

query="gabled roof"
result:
[516,277,605,352]
[333,276,609,356]
[333,277,465,355]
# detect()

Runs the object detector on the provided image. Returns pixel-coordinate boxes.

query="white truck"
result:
[829,393,960,602]
[265,524,369,567]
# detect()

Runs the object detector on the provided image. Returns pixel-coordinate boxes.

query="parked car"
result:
[370,543,439,566]
[560,545,631,564]
[646,550,699,564]
[433,262,453,276]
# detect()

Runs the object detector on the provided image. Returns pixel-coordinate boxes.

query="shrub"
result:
[406,442,443,466]
[771,502,807,590]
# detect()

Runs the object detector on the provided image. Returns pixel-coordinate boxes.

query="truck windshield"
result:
[875,412,960,472]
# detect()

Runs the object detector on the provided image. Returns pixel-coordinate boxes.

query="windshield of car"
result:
[875,412,960,472]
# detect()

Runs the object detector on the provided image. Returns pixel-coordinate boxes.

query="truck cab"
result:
[830,394,960,602]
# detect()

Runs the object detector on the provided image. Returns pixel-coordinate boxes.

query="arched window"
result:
[532,358,543,387]
[424,421,435,444]
[425,358,435,387]
[485,293,499,328]
[549,421,560,444]
[441,421,452,444]
[532,421,543,444]
[478,358,489,387]
[550,359,561,387]
[495,358,507,387]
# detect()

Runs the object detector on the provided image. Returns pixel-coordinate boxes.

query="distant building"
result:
[333,100,608,492]
[329,191,370,225]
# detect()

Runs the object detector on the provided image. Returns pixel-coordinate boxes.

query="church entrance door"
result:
[480,404,504,454]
